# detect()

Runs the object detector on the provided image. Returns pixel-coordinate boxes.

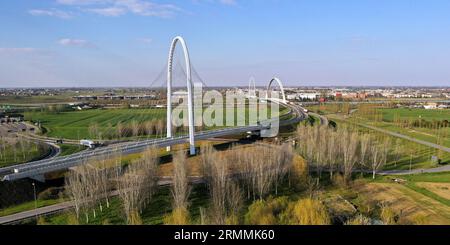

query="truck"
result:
[80,139,96,149]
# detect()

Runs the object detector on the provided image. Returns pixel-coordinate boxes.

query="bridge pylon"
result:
[166,36,196,155]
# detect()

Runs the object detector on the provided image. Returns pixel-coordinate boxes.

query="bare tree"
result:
[370,144,385,179]
[145,120,155,136]
[201,144,245,224]
[65,163,94,223]
[273,143,293,195]
[359,134,371,175]
[116,122,124,139]
[88,123,99,139]
[327,130,339,179]
[66,169,85,221]
[117,148,158,224]
[130,120,139,137]
[171,150,191,211]
[341,129,359,182]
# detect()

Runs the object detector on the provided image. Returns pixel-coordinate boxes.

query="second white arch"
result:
[266,77,287,103]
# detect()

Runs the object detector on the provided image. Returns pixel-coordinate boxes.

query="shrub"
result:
[345,214,372,225]
[281,198,330,225]
[289,156,308,190]
[244,197,289,225]
[164,207,190,225]
[37,187,60,200]
[379,203,398,225]
[66,213,79,225]
[244,200,277,225]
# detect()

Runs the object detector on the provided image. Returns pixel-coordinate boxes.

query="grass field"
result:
[24,103,288,140]
[380,108,450,122]
[58,144,87,156]
[0,139,51,167]
[327,116,450,170]
[0,199,62,217]
[25,108,166,140]
[367,108,450,148]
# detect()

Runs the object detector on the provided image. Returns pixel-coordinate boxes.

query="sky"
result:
[1,0,450,87]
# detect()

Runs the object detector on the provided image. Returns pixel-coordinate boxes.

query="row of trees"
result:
[164,143,307,225]
[66,148,159,224]
[88,120,166,140]
[87,120,208,140]
[117,149,159,224]
[296,124,392,181]
[66,161,113,223]
[65,142,310,225]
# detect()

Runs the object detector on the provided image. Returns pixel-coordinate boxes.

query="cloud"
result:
[57,0,182,18]
[219,0,237,5]
[192,0,237,6]
[56,0,108,5]
[87,7,126,16]
[0,48,38,54]
[137,38,152,44]
[28,9,73,19]
[58,38,94,48]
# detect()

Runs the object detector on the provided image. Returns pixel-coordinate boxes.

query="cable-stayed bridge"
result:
[0,36,306,182]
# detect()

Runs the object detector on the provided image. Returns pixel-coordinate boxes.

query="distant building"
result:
[424,103,438,110]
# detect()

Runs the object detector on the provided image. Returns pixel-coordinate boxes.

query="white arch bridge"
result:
[0,36,306,182]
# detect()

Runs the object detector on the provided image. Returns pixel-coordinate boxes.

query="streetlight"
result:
[32,182,37,221]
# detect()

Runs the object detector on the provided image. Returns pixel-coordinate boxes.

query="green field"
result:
[380,108,450,122]
[25,108,167,140]
[376,108,450,147]
[24,103,288,140]
[58,144,87,156]
[329,117,450,170]
[0,139,51,167]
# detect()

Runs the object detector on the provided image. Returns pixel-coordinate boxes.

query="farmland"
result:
[24,103,288,140]
[347,172,450,224]
[25,108,166,140]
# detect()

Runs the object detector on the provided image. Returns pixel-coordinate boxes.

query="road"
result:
[0,102,306,181]
[0,201,74,224]
[308,112,329,125]
[378,165,450,175]
[0,124,61,176]
[0,176,203,225]
[357,123,450,154]
[355,123,450,175]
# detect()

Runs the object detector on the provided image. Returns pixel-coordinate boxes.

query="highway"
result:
[0,102,306,182]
